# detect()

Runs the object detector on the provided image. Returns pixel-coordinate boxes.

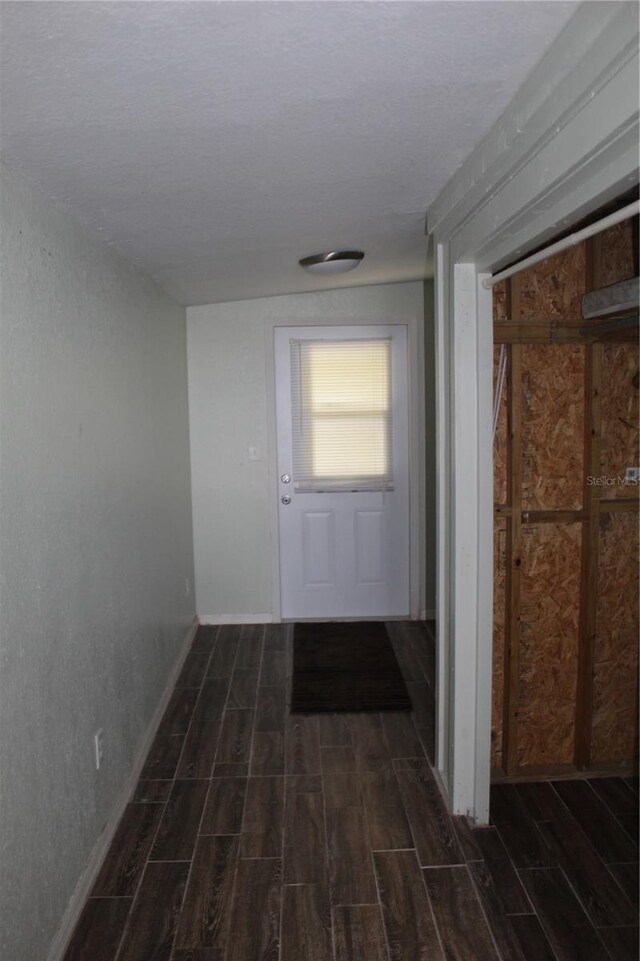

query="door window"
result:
[290,338,393,491]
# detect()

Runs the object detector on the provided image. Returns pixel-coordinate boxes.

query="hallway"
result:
[62,622,638,961]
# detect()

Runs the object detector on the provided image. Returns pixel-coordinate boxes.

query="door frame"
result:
[264,313,424,622]
[427,2,639,821]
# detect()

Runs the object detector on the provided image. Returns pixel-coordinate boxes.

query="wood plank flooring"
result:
[63,621,638,961]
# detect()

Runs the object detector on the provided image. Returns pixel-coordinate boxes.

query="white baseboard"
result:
[46,617,198,961]
[199,613,433,625]
[198,613,274,624]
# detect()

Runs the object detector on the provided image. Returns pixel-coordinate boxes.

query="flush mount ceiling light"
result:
[298,250,364,275]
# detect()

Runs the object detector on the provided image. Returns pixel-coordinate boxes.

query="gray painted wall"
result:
[187,283,428,620]
[0,162,195,961]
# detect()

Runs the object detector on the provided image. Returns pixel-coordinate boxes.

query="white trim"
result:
[434,240,450,788]
[440,266,493,822]
[474,273,494,825]
[46,617,198,961]
[449,262,480,816]
[198,613,275,625]
[264,313,423,624]
[427,3,639,244]
[408,312,423,621]
[483,199,640,289]
[428,1,639,821]
[284,615,407,623]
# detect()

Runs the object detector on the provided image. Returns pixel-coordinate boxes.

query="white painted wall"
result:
[0,162,195,961]
[187,282,426,620]
[423,279,436,617]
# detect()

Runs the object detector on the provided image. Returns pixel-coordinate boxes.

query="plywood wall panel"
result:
[493,281,508,321]
[521,345,585,510]
[517,523,582,768]
[591,511,639,763]
[490,220,638,781]
[600,220,637,286]
[491,517,507,769]
[517,244,586,320]
[600,344,639,499]
[493,345,508,506]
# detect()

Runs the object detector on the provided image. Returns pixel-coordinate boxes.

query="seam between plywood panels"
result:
[575,236,603,770]
[575,342,602,770]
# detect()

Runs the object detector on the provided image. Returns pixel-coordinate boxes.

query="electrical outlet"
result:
[185,577,190,598]
[94,729,104,770]
[248,445,261,461]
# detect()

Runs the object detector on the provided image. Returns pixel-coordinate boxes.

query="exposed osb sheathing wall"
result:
[492,285,508,767]
[601,220,636,285]
[518,523,582,767]
[492,213,639,777]
[516,244,586,320]
[592,217,639,767]
[493,280,508,321]
[521,344,585,511]
[491,517,507,768]
[600,344,639,498]
[493,346,508,506]
[592,512,639,762]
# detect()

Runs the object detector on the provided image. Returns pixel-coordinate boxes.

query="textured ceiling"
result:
[0,1,580,306]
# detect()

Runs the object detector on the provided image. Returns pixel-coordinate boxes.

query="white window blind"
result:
[290,338,393,491]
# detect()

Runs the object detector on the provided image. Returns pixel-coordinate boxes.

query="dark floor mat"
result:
[291,621,411,713]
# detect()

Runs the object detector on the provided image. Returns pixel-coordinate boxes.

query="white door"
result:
[275,325,410,619]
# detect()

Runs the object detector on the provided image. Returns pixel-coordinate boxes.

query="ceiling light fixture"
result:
[299,250,364,275]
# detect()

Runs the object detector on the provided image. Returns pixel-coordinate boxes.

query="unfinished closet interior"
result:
[491,205,639,780]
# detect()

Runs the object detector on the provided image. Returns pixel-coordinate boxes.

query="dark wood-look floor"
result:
[63,622,639,961]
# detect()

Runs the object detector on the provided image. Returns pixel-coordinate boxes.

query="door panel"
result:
[355,511,384,585]
[275,325,409,619]
[302,511,336,587]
